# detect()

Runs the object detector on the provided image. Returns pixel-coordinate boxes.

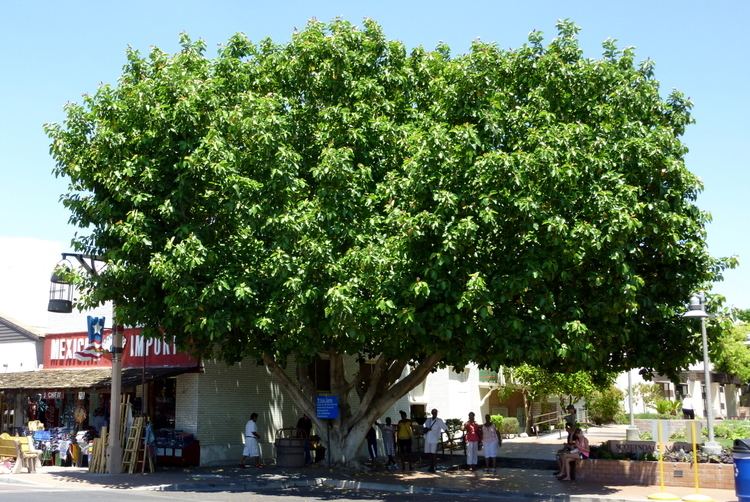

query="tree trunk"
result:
[262,352,442,466]
[522,391,532,435]
[324,419,372,466]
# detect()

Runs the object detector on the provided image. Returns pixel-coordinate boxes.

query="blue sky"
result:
[1,1,748,320]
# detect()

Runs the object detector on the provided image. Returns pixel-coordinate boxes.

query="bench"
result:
[439,430,466,457]
[0,440,15,460]
[0,433,41,473]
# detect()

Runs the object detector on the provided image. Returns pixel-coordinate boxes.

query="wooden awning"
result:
[0,366,201,391]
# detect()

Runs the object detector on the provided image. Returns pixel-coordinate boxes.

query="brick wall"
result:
[576,459,734,489]
[171,355,445,466]
[192,359,301,465]
[188,356,380,466]
[175,372,199,434]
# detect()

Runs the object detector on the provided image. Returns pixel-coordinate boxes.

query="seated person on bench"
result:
[557,428,589,481]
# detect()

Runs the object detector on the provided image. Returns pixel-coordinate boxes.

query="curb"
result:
[0,475,37,486]
[157,476,654,502]
[0,470,705,502]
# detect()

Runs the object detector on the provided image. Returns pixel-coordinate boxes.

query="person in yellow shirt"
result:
[396,410,413,470]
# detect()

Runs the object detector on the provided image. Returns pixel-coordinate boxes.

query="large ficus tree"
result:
[47,19,728,463]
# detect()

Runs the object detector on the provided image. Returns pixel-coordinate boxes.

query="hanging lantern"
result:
[48,260,75,313]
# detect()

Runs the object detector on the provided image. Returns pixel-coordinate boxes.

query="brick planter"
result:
[575,459,734,489]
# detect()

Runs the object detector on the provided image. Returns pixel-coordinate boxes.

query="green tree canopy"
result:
[46,19,728,462]
[712,322,750,383]
[735,309,750,323]
[498,364,612,432]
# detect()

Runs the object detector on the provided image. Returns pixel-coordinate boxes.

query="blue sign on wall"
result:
[316,395,339,420]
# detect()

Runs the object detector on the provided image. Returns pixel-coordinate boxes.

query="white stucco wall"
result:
[615,370,648,414]
[410,365,481,423]
[0,341,40,372]
[615,365,740,420]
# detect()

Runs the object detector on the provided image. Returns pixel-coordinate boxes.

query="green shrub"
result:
[490,414,504,431]
[669,429,686,441]
[614,412,629,424]
[587,386,624,424]
[655,399,681,416]
[499,417,520,436]
[713,421,750,441]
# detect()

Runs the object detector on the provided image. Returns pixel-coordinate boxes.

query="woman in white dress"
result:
[376,417,397,468]
[241,412,262,468]
[482,414,500,473]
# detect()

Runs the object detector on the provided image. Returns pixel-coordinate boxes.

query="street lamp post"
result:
[683,293,722,455]
[626,369,639,441]
[48,253,123,474]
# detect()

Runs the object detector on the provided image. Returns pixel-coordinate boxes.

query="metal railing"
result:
[531,411,562,437]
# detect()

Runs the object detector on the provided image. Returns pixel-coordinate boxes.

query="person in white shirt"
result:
[482,414,500,473]
[423,408,448,472]
[240,413,262,468]
[682,394,695,419]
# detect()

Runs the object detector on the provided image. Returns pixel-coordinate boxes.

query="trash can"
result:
[274,428,305,467]
[733,439,750,502]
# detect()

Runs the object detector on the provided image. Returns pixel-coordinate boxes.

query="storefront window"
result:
[152,378,176,429]
[0,392,15,433]
[307,357,331,392]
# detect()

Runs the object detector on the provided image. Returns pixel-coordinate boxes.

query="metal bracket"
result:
[61,252,104,277]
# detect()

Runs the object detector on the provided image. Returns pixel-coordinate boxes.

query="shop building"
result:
[3,319,520,466]
[0,324,347,466]
[0,325,204,463]
[0,314,45,433]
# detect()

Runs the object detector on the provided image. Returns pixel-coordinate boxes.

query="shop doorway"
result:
[150,377,176,429]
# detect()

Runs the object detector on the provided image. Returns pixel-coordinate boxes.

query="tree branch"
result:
[348,356,387,426]
[385,359,408,386]
[262,353,319,428]
[387,353,443,401]
[329,351,353,429]
[351,352,444,428]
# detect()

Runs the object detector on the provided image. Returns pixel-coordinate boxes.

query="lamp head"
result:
[683,294,709,319]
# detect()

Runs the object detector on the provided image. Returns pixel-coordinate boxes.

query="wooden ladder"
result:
[88,426,108,473]
[120,395,131,451]
[121,416,144,474]
[139,420,155,474]
[140,442,155,473]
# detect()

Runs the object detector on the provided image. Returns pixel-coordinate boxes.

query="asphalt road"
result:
[0,486,516,502]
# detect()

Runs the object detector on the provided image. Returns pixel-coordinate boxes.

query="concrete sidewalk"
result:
[0,463,737,502]
[0,425,738,502]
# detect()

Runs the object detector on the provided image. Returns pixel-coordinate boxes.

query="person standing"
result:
[92,407,107,434]
[366,426,378,462]
[563,404,577,441]
[376,417,397,468]
[240,413,262,468]
[481,414,500,473]
[296,413,313,464]
[423,408,447,472]
[396,410,413,470]
[463,412,481,471]
[682,394,695,419]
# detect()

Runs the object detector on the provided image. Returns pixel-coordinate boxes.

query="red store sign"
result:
[44,327,198,369]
